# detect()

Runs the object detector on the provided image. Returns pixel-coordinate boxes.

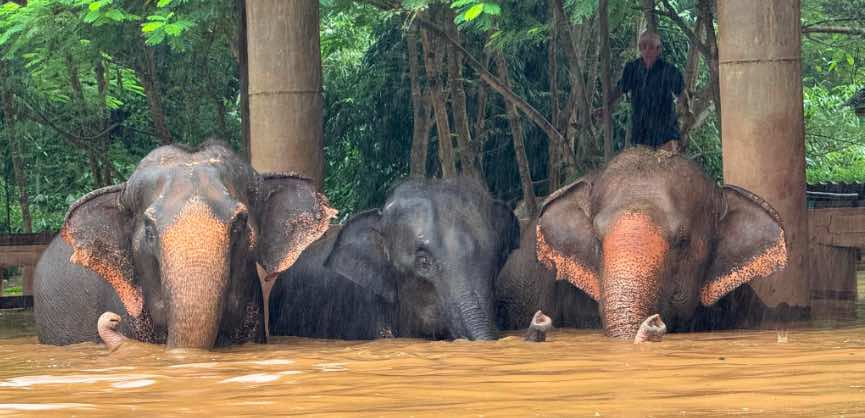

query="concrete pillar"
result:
[718,0,809,308]
[246,0,324,187]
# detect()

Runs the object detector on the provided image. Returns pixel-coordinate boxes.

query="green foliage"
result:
[2,0,865,234]
[1,0,242,232]
[452,0,500,30]
[804,84,865,183]
[321,7,411,216]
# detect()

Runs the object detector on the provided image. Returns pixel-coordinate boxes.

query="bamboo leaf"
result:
[464,3,484,21]
[141,21,163,33]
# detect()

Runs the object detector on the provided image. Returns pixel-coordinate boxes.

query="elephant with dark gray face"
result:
[34,142,335,349]
[497,147,788,341]
[269,178,519,340]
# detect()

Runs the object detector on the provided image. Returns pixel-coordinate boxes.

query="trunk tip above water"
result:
[525,310,553,342]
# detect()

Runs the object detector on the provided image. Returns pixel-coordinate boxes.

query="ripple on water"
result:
[111,379,157,389]
[0,403,94,411]
[314,362,348,372]
[167,362,220,369]
[220,373,283,384]
[245,359,294,366]
[0,374,157,387]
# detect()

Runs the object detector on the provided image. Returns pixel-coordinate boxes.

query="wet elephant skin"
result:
[34,141,335,349]
[497,147,789,340]
[269,177,519,341]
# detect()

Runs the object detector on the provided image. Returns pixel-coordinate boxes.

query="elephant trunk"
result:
[451,284,497,341]
[160,200,232,349]
[600,212,669,340]
[164,266,229,348]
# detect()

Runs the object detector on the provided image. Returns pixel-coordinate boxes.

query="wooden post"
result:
[21,265,33,296]
[717,0,809,309]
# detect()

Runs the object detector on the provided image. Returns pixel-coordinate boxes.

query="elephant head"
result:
[324,178,519,340]
[536,148,787,340]
[61,142,335,348]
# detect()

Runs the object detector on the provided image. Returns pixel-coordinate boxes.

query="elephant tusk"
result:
[256,263,279,282]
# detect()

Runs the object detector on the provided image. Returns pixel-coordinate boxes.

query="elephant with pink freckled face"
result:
[34,141,335,349]
[496,147,790,341]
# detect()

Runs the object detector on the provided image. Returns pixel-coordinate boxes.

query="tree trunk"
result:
[444,12,479,179]
[406,27,430,178]
[699,0,722,135]
[415,16,575,169]
[642,0,657,33]
[555,0,595,164]
[4,160,11,233]
[473,53,490,174]
[246,0,325,186]
[138,47,174,145]
[598,0,614,161]
[548,0,561,192]
[419,22,457,178]
[0,72,32,233]
[94,56,113,186]
[238,0,251,161]
[495,52,537,217]
[677,15,703,148]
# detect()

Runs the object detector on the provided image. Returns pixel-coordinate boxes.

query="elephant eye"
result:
[144,218,157,243]
[414,249,436,276]
[232,212,248,235]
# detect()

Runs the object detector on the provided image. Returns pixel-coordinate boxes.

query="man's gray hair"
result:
[639,31,662,47]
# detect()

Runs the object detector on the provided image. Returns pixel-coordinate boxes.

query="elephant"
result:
[496,147,789,340]
[33,141,335,349]
[269,177,519,340]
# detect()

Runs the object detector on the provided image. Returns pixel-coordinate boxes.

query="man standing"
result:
[601,31,685,151]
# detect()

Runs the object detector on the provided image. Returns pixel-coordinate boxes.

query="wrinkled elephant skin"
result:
[34,141,335,349]
[269,178,519,341]
[498,147,788,341]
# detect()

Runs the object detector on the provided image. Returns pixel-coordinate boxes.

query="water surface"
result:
[1,307,864,416]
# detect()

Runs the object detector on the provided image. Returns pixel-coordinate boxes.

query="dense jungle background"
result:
[0,0,863,233]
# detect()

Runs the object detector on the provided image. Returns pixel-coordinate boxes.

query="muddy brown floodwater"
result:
[1,305,864,417]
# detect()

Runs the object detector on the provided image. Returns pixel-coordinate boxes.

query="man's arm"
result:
[594,63,630,117]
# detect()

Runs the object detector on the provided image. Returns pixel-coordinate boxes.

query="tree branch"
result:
[412,15,576,167]
[657,0,709,56]
[16,97,121,147]
[802,25,865,36]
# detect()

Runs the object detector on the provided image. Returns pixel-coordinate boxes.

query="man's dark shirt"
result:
[618,58,684,147]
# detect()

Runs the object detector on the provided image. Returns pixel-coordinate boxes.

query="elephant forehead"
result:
[160,199,230,272]
[602,212,669,274]
[128,161,252,205]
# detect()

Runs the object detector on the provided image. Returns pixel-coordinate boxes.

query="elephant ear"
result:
[61,184,144,318]
[255,173,337,277]
[536,177,601,301]
[491,200,520,266]
[700,185,788,306]
[323,209,397,303]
